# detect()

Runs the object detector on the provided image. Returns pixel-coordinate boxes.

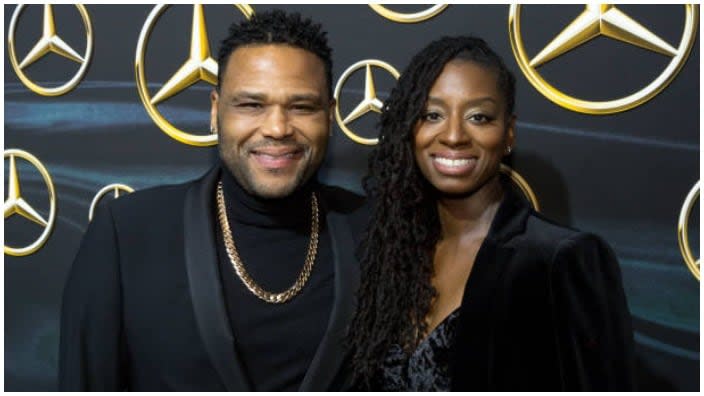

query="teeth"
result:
[434,157,472,167]
[258,152,295,158]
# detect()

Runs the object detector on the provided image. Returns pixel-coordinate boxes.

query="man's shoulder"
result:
[318,184,370,238]
[107,169,212,218]
[318,183,366,215]
[111,181,187,212]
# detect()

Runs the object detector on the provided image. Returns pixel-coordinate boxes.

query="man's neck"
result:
[220,164,316,228]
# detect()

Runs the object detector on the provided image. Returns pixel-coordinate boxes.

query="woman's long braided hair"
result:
[346,36,516,388]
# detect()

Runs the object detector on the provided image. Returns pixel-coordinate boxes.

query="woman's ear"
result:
[505,114,516,154]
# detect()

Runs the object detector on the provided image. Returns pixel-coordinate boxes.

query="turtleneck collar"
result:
[220,162,317,229]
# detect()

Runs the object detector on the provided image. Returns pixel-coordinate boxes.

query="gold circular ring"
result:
[369,4,448,23]
[508,5,699,115]
[88,183,135,221]
[4,149,57,256]
[677,180,699,280]
[7,4,94,96]
[334,59,400,146]
[135,4,254,147]
[500,164,540,211]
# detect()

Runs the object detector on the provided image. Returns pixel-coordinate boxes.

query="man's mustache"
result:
[246,139,307,152]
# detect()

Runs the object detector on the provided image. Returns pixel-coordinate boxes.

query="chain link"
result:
[216,181,318,304]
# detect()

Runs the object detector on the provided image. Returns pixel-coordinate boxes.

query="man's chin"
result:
[250,186,298,199]
[244,176,306,199]
[222,158,311,199]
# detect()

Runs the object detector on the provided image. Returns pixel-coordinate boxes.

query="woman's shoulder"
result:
[512,209,613,260]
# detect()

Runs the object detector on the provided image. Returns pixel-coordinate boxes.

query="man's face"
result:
[212,44,333,199]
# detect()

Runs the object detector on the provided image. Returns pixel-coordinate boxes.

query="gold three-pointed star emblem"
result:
[334,60,400,145]
[88,183,135,221]
[7,4,93,96]
[509,4,699,114]
[4,149,57,256]
[369,4,448,23]
[678,180,700,281]
[135,4,254,147]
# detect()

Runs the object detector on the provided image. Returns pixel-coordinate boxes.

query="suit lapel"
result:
[299,197,360,391]
[451,241,515,390]
[451,185,530,390]
[183,166,252,391]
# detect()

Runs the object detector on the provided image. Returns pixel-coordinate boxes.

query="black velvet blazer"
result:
[58,166,367,391]
[449,187,636,391]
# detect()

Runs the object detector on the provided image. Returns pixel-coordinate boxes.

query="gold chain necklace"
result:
[215,181,319,304]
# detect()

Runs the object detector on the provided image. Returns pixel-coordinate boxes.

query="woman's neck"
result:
[436,174,504,240]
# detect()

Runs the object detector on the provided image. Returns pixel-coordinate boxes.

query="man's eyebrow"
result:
[289,94,324,104]
[227,92,325,104]
[228,91,267,102]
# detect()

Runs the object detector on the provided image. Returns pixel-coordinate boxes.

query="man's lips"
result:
[251,146,303,156]
[250,146,304,170]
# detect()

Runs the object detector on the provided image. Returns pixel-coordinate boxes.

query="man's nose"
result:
[262,106,293,139]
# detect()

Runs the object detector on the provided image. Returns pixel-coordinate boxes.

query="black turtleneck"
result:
[215,166,334,391]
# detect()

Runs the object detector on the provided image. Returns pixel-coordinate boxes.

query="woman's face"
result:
[413,59,514,197]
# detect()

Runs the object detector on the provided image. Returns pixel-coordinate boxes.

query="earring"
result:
[506,146,512,154]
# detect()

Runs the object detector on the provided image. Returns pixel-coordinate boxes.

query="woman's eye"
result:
[423,112,442,121]
[468,114,489,123]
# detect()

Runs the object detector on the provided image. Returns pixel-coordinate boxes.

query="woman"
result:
[347,36,636,391]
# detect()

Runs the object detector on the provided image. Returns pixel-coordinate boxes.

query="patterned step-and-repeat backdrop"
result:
[4,4,700,391]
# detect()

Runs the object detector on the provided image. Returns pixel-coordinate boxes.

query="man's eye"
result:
[238,102,262,109]
[291,104,316,113]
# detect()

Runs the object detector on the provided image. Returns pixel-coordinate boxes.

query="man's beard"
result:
[221,154,311,199]
[218,137,316,199]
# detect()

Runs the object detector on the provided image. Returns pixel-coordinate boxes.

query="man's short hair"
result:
[217,9,333,98]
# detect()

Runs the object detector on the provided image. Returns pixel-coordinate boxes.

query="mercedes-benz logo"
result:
[88,183,135,221]
[4,149,57,256]
[500,164,540,211]
[509,4,698,114]
[369,4,448,23]
[678,180,699,281]
[7,4,93,96]
[135,4,254,146]
[334,59,400,145]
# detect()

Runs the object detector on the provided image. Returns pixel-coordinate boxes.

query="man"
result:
[59,10,366,391]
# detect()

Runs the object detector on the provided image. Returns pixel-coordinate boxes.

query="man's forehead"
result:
[226,90,324,102]
[226,44,324,72]
[224,46,323,76]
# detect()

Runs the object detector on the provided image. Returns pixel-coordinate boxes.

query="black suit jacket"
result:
[59,166,367,391]
[450,187,636,391]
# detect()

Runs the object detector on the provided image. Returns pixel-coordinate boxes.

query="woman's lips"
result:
[431,154,477,176]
